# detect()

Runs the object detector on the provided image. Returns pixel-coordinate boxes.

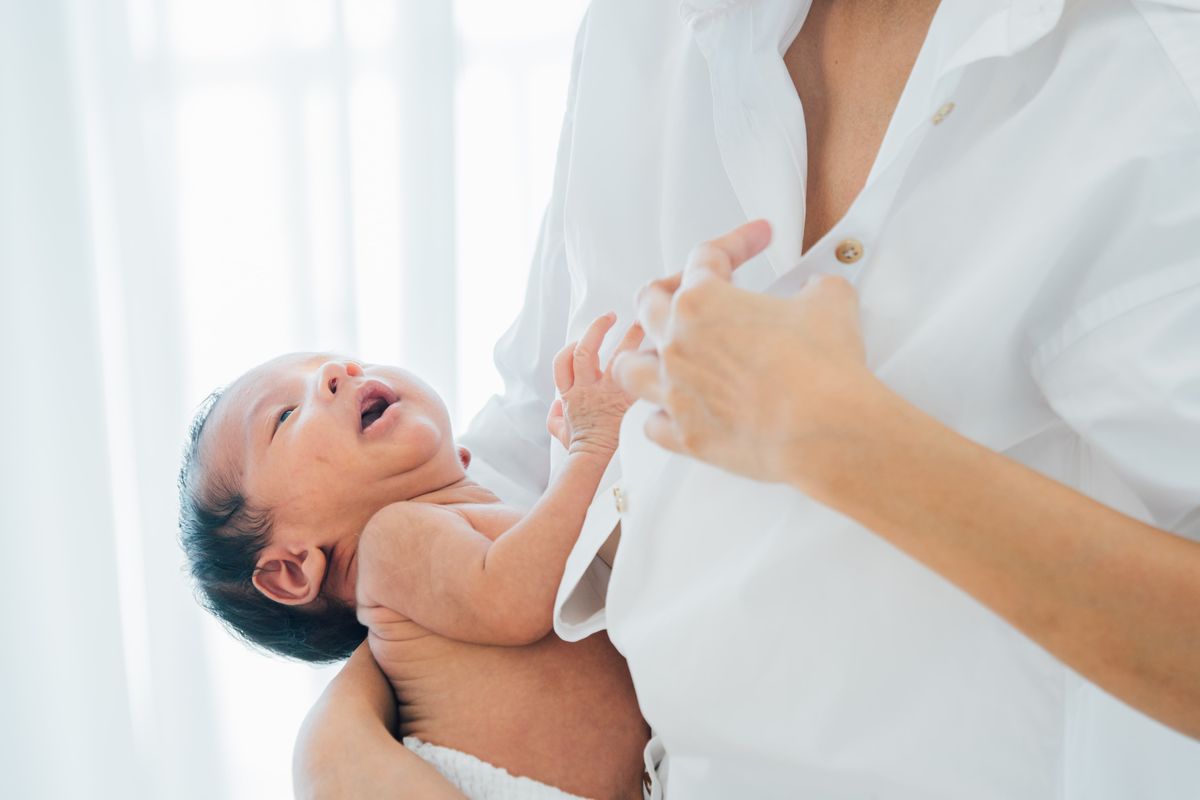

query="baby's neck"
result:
[325,478,504,605]
[406,477,503,508]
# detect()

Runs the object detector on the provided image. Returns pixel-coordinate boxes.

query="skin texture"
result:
[614,220,1200,740]
[786,0,941,251]
[354,316,644,646]
[292,2,948,793]
[201,353,469,606]
[294,643,468,800]
[205,328,652,797]
[304,0,1200,792]
[341,317,652,798]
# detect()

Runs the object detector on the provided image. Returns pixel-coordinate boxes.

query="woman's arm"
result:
[617,220,1200,739]
[795,373,1200,739]
[293,643,466,799]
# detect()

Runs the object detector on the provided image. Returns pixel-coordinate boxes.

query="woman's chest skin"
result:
[785,1,939,252]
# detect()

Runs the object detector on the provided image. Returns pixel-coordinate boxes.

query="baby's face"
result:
[202,353,461,544]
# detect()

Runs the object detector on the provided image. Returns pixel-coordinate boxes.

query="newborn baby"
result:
[178,313,648,799]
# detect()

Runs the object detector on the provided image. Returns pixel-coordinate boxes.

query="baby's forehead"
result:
[202,352,331,466]
[236,352,329,391]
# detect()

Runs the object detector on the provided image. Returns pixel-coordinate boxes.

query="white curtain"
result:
[0,0,584,797]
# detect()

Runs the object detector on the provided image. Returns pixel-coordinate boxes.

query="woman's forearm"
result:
[293,643,466,799]
[620,222,1200,737]
[800,376,1200,739]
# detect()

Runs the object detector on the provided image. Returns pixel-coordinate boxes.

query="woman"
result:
[298,1,1200,797]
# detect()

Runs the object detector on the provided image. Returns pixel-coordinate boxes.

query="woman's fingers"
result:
[604,322,645,376]
[636,280,674,345]
[634,274,682,343]
[794,274,868,362]
[645,272,683,297]
[573,312,617,386]
[613,350,665,406]
[680,219,772,290]
[644,409,685,454]
[635,220,771,344]
[553,340,577,394]
[546,397,566,444]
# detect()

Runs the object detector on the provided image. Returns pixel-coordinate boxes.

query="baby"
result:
[178,313,649,799]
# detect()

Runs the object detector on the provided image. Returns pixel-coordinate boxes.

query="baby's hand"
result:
[547,313,645,457]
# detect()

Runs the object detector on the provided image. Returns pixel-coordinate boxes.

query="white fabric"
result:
[460,0,1200,797]
[402,737,589,800]
[2,0,585,798]
[0,4,142,798]
[1,0,459,796]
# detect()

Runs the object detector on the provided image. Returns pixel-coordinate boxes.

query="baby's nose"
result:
[319,359,363,395]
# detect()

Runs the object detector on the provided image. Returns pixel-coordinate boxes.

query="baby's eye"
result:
[276,408,294,429]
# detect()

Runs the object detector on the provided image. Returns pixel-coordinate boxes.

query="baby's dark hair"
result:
[178,389,366,663]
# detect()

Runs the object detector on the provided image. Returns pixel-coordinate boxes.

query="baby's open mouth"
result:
[356,382,398,432]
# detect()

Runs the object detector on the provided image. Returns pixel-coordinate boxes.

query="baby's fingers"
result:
[573,312,616,387]
[553,340,577,394]
[605,322,645,377]
[546,397,567,445]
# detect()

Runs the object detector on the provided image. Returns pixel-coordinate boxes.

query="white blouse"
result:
[460,0,1200,797]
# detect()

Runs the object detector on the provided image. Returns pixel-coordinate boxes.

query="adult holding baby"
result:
[297,1,1200,798]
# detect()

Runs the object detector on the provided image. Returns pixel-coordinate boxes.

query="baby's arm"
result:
[358,315,642,646]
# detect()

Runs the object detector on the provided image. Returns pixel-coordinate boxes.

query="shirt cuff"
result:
[553,466,622,641]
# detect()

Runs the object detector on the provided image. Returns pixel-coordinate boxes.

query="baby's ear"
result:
[457,445,472,470]
[251,546,327,606]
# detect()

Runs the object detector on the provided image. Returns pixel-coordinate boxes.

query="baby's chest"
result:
[367,622,561,736]
[366,614,466,692]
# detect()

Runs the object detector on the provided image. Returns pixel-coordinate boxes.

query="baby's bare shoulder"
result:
[359,502,475,570]
[363,500,466,537]
[357,503,476,615]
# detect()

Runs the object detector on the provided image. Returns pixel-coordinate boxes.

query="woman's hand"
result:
[615,222,1200,741]
[293,642,466,799]
[546,313,644,458]
[614,219,876,490]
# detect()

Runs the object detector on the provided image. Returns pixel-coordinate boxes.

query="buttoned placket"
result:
[684,0,1066,300]
[549,3,1200,796]
[775,62,977,293]
[683,1,973,296]
[682,2,808,281]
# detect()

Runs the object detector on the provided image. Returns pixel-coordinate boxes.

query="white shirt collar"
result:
[677,0,1068,76]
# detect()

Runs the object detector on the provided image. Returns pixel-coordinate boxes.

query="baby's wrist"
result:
[566,435,619,460]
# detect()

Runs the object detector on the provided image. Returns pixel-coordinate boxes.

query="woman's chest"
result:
[566,47,1182,445]
[784,5,938,253]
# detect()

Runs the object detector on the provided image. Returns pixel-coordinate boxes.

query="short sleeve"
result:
[1032,281,1200,539]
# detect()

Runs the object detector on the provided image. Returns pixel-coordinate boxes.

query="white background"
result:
[0,0,588,797]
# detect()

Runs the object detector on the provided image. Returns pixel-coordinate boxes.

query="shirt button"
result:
[931,101,956,125]
[613,485,627,513]
[835,238,864,264]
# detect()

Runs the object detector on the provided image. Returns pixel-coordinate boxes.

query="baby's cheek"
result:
[403,415,451,457]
